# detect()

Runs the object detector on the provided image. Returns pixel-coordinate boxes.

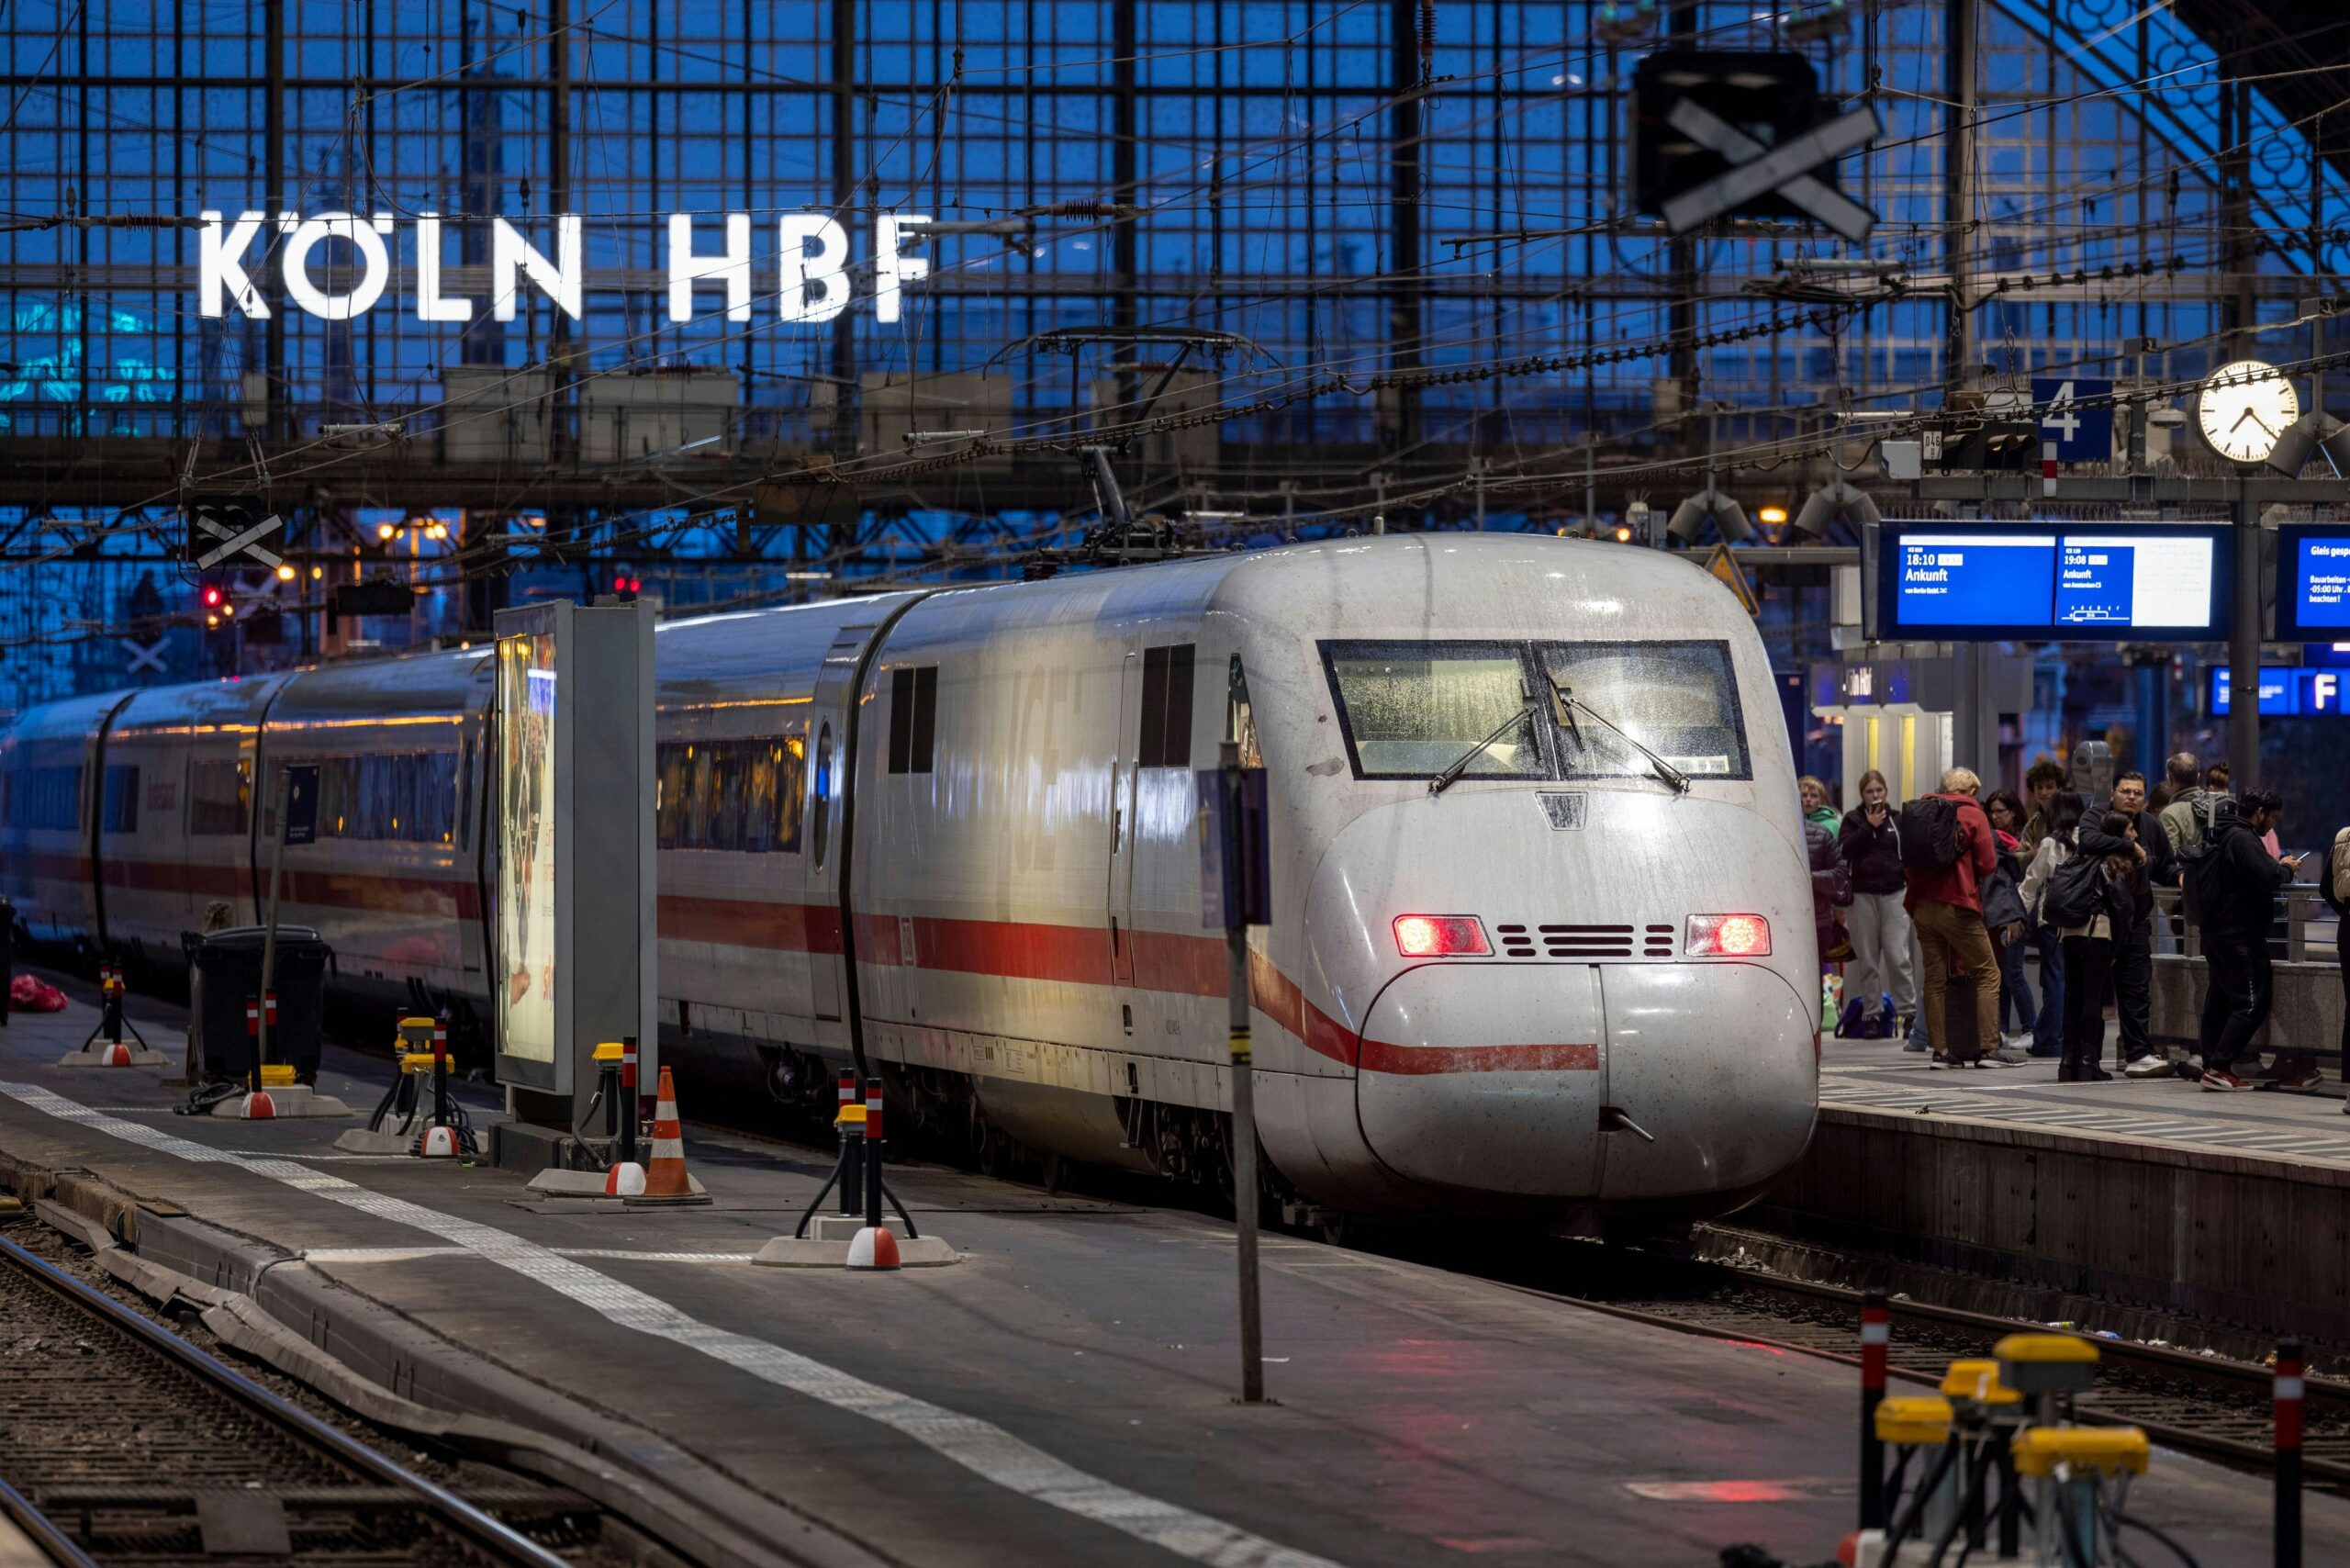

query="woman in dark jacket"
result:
[1836,768,1913,1038]
[1981,789,2037,1053]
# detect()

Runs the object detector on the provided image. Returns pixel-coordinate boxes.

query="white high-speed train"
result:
[2,536,1818,1221]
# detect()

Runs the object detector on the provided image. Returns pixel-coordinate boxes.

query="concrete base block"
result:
[751,1233,957,1269]
[56,1043,173,1069]
[811,1215,865,1240]
[207,1085,352,1119]
[332,1127,428,1155]
[527,1167,708,1199]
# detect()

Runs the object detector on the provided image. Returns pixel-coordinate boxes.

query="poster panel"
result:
[496,632,558,1065]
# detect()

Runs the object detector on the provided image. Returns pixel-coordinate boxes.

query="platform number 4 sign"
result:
[2031,377,2113,463]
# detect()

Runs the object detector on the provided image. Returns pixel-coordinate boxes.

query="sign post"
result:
[253,762,319,1080]
[1203,742,1270,1404]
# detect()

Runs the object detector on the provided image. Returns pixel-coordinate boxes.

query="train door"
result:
[1105,646,1143,1011]
[803,627,867,1022]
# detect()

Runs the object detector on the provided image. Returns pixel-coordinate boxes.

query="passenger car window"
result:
[1320,643,1541,779]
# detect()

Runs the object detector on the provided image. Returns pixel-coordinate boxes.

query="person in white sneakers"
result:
[2191,792,2300,1092]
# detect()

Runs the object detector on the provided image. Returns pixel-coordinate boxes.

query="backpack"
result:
[2326,828,2350,916]
[2039,849,2107,929]
[2175,830,2225,926]
[1898,796,1966,871]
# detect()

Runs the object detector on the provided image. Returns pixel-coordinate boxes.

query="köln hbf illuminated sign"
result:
[197,211,932,325]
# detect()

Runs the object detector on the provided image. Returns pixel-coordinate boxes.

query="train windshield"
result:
[1321,643,1544,779]
[1320,639,1749,783]
[1539,642,1750,780]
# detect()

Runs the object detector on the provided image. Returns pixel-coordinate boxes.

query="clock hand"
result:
[2230,407,2257,434]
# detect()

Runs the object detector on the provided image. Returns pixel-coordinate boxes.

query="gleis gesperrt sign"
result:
[197,210,932,325]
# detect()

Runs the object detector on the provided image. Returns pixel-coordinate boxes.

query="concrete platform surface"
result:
[1822,1036,2350,1165]
[0,973,2334,1568]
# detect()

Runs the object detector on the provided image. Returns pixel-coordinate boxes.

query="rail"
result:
[0,1233,584,1568]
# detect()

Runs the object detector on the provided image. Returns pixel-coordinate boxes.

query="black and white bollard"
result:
[845,1077,900,1271]
[1860,1289,1890,1533]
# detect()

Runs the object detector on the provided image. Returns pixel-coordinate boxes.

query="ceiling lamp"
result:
[1792,477,1884,539]
[1666,487,1751,544]
[2266,409,2350,478]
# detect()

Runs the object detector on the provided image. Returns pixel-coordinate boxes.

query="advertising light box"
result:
[2274,526,2350,641]
[1875,522,2229,641]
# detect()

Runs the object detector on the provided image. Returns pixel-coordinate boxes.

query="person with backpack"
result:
[1901,767,2001,1068]
[2191,791,2303,1092]
[2021,795,2141,1081]
[1836,768,1915,1039]
[2157,753,2212,857]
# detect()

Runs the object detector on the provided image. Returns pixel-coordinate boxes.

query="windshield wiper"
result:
[1428,702,1536,798]
[1548,680,1690,795]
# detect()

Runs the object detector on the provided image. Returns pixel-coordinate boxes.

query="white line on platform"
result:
[305,1246,762,1265]
[0,1081,1348,1568]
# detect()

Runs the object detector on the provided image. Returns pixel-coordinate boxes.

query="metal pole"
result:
[255,765,291,1082]
[2229,484,2262,790]
[2277,1335,2304,1568]
[1859,1288,1889,1531]
[1223,740,1264,1406]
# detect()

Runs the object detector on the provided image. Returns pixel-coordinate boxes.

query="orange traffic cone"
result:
[630,1067,705,1204]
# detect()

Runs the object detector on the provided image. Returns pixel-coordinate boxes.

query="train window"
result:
[188,759,249,834]
[887,666,937,774]
[1319,642,1543,780]
[313,753,460,842]
[654,735,805,852]
[101,766,140,834]
[811,722,834,868]
[1138,644,1195,768]
[1227,655,1261,768]
[1539,642,1751,781]
[4,764,81,831]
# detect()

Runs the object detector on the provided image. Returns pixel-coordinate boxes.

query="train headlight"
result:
[1686,913,1771,957]
[1393,914,1491,958]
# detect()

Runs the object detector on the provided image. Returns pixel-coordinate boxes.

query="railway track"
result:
[0,1232,620,1568]
[1460,1238,2350,1487]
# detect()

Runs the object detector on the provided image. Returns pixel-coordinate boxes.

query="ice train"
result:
[1,535,1817,1220]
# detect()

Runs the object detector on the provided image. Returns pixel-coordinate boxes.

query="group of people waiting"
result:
[1801,754,2343,1092]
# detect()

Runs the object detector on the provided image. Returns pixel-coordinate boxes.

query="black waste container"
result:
[186,926,331,1083]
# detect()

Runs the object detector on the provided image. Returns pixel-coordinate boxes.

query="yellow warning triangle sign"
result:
[1702,543,1759,616]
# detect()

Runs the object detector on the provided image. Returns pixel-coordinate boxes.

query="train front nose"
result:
[1314,793,1819,1206]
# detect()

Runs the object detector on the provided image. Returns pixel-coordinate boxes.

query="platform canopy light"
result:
[1666,486,1751,545]
[1791,476,1884,539]
[2265,409,2350,478]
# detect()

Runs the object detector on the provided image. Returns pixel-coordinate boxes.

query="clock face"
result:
[2197,359,2300,464]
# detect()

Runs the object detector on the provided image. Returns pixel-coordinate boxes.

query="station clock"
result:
[2195,359,2299,465]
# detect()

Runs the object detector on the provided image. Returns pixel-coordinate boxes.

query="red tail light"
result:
[1393,914,1490,958]
[1686,913,1770,957]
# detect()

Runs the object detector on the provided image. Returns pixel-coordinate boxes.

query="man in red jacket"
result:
[1906,767,2001,1068]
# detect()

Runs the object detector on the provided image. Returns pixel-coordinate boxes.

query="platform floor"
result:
[0,972,2335,1568]
[1822,1033,2350,1167]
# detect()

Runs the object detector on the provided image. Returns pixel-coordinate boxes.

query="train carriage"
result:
[95,675,290,968]
[2,535,1818,1220]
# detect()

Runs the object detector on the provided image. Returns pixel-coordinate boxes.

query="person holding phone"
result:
[1837,768,1915,1039]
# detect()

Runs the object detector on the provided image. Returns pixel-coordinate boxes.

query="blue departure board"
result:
[1877,524,2226,641]
[2276,528,2350,639]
